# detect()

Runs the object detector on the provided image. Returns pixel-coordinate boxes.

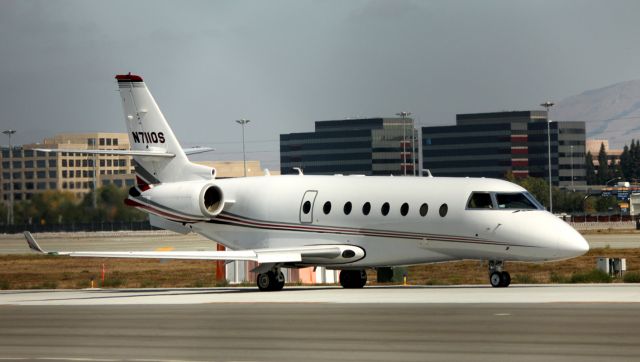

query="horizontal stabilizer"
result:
[35,148,175,158]
[183,147,215,155]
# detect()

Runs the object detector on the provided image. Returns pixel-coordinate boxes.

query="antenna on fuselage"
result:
[421,169,434,178]
[293,167,304,175]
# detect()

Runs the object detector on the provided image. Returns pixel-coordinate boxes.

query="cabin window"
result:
[496,193,538,210]
[400,203,409,216]
[467,192,494,209]
[323,201,332,214]
[381,202,390,216]
[362,202,371,215]
[439,203,448,217]
[302,201,311,214]
[419,203,428,216]
[344,202,352,215]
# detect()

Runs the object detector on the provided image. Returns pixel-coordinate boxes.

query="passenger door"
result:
[299,190,318,224]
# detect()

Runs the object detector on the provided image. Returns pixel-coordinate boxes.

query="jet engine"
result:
[135,180,226,219]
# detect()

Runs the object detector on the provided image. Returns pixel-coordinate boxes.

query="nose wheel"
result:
[488,261,511,288]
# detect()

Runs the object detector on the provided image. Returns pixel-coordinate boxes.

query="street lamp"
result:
[605,177,622,187]
[235,119,250,177]
[541,101,554,213]
[395,111,412,176]
[2,129,16,225]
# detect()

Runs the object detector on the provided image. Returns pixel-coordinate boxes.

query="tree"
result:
[596,142,610,184]
[585,151,596,185]
[6,186,146,225]
[596,196,619,213]
[552,188,586,214]
[80,184,146,223]
[632,139,640,179]
[620,144,632,179]
[12,191,80,225]
[504,173,550,209]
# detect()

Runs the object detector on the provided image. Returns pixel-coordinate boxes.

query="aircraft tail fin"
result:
[116,74,214,185]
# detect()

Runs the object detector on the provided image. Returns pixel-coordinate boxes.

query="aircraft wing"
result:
[23,231,343,264]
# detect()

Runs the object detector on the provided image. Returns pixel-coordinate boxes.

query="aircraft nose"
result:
[556,222,589,258]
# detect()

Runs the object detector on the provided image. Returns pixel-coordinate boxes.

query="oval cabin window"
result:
[400,203,409,216]
[420,203,428,217]
[381,202,390,216]
[344,202,352,215]
[323,201,332,215]
[362,202,371,215]
[439,203,448,217]
[302,201,311,214]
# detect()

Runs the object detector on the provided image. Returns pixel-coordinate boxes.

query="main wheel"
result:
[355,270,367,288]
[489,271,502,288]
[273,271,285,291]
[340,270,367,289]
[257,271,275,291]
[339,270,351,288]
[500,271,511,287]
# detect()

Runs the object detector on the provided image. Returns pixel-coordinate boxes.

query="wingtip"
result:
[23,231,45,253]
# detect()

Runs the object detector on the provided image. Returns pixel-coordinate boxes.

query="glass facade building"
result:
[421,111,586,187]
[280,118,417,175]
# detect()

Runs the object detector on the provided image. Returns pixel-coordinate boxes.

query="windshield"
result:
[466,191,544,210]
[467,192,493,209]
[495,192,540,210]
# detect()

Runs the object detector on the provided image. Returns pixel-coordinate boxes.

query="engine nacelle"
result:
[138,180,225,219]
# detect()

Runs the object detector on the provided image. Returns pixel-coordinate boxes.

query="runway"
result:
[1,301,639,362]
[1,284,640,305]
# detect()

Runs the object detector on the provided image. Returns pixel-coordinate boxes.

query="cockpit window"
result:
[495,192,539,209]
[467,192,494,209]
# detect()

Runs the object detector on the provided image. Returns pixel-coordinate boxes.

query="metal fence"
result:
[0,221,156,234]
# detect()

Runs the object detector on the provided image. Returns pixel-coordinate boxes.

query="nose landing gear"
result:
[488,260,511,288]
[257,268,285,291]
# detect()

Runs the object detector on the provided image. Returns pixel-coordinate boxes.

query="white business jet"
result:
[24,74,589,290]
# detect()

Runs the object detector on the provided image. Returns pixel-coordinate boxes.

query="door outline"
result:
[299,190,318,224]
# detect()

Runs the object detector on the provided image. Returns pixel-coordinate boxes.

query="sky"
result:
[1,0,640,170]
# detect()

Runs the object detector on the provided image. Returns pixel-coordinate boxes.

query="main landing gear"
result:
[488,260,511,288]
[256,268,285,291]
[339,269,367,288]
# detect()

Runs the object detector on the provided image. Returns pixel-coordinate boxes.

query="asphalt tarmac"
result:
[0,303,639,362]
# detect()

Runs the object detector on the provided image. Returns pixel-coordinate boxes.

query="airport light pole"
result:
[411,118,417,176]
[541,101,554,213]
[2,129,16,225]
[235,119,250,177]
[570,145,574,190]
[395,112,412,176]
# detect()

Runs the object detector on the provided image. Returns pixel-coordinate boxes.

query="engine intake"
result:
[201,185,224,216]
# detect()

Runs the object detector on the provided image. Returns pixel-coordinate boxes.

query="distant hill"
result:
[553,79,640,149]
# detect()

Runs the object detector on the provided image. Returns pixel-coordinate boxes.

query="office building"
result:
[421,111,586,187]
[1,133,135,203]
[280,117,417,175]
